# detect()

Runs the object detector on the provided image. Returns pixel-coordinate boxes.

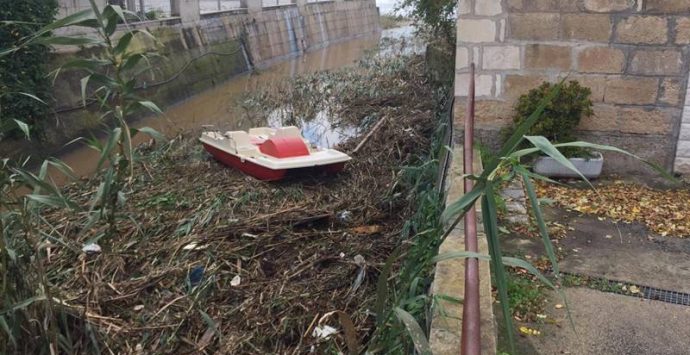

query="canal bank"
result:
[1,0,380,161]
[9,45,452,354]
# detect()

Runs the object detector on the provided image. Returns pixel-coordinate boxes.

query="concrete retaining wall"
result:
[454,0,690,175]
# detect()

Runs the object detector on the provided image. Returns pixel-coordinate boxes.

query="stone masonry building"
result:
[454,0,690,175]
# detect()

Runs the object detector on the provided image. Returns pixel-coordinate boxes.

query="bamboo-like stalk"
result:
[461,63,480,355]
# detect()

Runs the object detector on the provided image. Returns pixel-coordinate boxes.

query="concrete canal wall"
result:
[15,0,379,156]
[453,0,690,175]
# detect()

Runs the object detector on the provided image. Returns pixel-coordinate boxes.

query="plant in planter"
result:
[506,80,602,178]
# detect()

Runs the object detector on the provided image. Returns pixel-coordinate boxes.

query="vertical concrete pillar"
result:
[170,0,200,22]
[242,0,262,14]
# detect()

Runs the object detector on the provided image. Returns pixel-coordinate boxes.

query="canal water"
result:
[55,26,416,182]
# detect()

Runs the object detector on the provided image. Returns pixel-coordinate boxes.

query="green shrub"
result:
[0,0,58,139]
[506,81,594,157]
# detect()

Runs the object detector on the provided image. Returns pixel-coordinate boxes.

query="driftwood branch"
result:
[351,116,388,154]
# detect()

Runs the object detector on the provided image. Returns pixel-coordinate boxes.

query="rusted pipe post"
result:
[461,63,481,355]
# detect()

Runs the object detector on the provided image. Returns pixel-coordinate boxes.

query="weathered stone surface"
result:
[456,47,469,69]
[645,0,690,13]
[507,0,526,11]
[458,19,496,43]
[630,49,682,75]
[584,0,634,12]
[679,124,690,140]
[476,100,516,126]
[507,0,568,11]
[508,13,560,40]
[558,0,581,12]
[619,107,676,134]
[562,14,612,42]
[659,79,682,106]
[455,74,494,96]
[576,47,625,73]
[503,74,551,100]
[677,141,690,159]
[458,0,472,14]
[454,100,516,127]
[483,46,521,70]
[675,18,690,45]
[675,157,690,175]
[578,104,618,131]
[475,0,503,16]
[616,16,668,44]
[572,75,607,102]
[505,74,554,100]
[525,44,572,70]
[604,77,658,105]
[499,18,506,41]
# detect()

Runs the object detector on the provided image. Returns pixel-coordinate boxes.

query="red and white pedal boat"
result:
[200,126,352,181]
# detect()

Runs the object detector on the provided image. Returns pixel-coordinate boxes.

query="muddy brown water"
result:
[54,27,415,184]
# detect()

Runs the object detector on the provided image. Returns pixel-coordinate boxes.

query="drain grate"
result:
[561,272,690,307]
[641,287,690,306]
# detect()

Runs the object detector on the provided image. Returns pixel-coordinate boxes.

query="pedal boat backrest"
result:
[224,131,260,157]
[274,126,302,138]
[248,127,275,137]
[273,126,315,151]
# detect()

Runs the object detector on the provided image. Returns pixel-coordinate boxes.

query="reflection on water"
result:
[56,26,417,181]
[266,108,359,148]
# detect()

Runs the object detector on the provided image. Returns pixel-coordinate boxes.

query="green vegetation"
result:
[506,272,547,322]
[505,81,594,158]
[398,0,456,46]
[369,94,450,352]
[0,0,58,138]
[0,2,163,353]
[562,274,628,294]
[33,2,163,237]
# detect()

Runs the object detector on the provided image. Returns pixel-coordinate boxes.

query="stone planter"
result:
[533,152,603,178]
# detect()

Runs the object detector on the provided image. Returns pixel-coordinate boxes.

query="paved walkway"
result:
[519,288,690,355]
[502,207,690,354]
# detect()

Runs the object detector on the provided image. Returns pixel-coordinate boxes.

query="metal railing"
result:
[462,63,481,355]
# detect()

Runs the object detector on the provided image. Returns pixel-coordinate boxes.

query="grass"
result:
[505,272,547,322]
[562,274,628,294]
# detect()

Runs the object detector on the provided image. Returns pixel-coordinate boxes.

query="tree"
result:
[397,0,456,47]
[0,0,58,139]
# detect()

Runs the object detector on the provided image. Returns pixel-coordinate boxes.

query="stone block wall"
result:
[455,0,690,174]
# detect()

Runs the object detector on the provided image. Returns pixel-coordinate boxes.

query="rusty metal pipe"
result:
[461,63,481,355]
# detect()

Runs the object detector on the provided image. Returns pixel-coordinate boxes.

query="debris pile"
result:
[40,54,438,353]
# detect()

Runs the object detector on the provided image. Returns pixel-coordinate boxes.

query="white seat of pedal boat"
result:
[248,127,275,137]
[274,126,302,138]
[205,131,226,140]
[224,131,260,157]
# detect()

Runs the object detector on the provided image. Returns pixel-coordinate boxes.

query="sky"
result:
[376,0,400,15]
